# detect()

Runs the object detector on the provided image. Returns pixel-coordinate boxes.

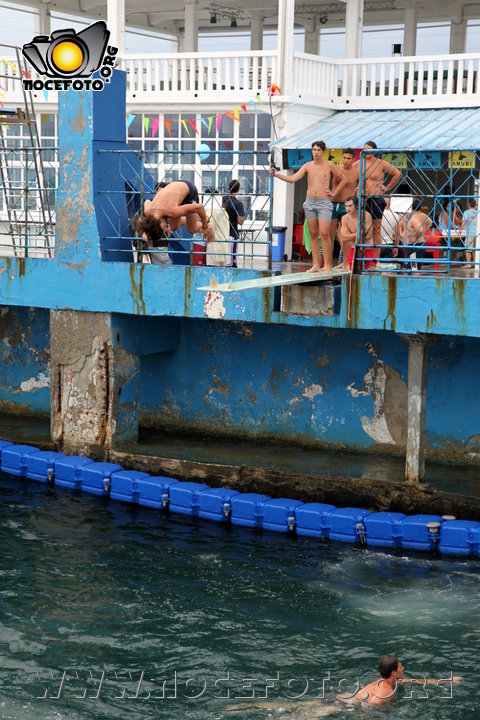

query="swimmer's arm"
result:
[399,675,463,685]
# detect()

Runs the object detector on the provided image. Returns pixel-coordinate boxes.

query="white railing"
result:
[293,52,480,108]
[2,51,480,110]
[120,50,279,103]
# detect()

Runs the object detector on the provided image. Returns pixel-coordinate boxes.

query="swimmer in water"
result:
[224,656,462,716]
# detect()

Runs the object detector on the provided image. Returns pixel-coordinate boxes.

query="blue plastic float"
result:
[0,440,478,558]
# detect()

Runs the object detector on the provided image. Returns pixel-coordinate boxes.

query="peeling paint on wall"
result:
[204,291,226,319]
[20,372,50,392]
[346,343,407,446]
[302,383,324,400]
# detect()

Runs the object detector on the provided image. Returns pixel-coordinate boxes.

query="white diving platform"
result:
[197,269,350,293]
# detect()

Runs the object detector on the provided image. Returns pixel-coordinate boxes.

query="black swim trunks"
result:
[179,179,199,205]
[365,196,387,219]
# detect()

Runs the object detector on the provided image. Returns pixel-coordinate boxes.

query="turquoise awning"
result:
[271,107,480,151]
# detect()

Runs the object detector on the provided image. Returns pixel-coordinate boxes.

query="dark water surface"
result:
[0,473,479,720]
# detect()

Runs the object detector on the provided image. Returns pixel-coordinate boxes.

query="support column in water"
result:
[405,335,428,483]
[50,310,140,456]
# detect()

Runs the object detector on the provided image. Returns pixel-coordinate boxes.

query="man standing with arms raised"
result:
[270,141,344,274]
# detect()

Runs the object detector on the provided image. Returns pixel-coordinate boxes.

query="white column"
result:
[184,0,199,53]
[107,0,125,56]
[345,0,363,59]
[450,17,467,54]
[250,11,264,51]
[305,23,319,55]
[403,1,418,56]
[272,176,295,260]
[34,4,51,36]
[277,0,295,96]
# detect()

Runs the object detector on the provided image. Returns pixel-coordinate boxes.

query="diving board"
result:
[197,269,350,293]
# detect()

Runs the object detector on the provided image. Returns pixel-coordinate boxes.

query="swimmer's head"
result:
[137,214,168,242]
[378,656,402,679]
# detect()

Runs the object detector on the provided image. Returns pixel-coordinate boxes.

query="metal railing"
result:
[353,148,480,276]
[97,148,275,268]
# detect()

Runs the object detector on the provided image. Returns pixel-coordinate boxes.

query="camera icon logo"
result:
[22,21,110,79]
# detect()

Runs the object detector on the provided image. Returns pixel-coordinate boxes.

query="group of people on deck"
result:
[270,140,479,273]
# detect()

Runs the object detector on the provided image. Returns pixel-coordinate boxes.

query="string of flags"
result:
[126,87,277,137]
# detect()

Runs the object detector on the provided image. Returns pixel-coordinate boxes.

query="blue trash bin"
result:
[270,226,287,262]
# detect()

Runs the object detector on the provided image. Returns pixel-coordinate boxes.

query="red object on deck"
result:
[348,247,376,270]
[193,240,206,266]
[424,229,443,269]
[292,223,308,259]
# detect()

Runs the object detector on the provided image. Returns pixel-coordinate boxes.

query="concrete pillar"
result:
[50,311,140,457]
[34,4,51,36]
[405,336,428,483]
[107,0,125,56]
[450,17,467,54]
[277,0,295,96]
[403,1,418,56]
[345,0,363,59]
[250,12,264,51]
[184,0,199,53]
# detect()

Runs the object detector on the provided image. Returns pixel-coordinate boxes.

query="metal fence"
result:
[355,148,480,276]
[97,148,274,268]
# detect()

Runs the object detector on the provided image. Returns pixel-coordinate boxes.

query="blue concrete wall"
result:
[0,307,50,414]
[138,318,480,455]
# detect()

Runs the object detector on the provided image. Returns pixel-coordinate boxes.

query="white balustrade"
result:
[293,52,480,109]
[1,51,479,110]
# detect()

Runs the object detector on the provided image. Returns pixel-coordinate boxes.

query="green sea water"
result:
[0,473,479,720]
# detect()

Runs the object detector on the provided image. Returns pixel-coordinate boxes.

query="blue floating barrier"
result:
[169,481,209,516]
[54,456,96,490]
[110,470,150,504]
[138,476,180,510]
[364,511,406,549]
[1,444,41,477]
[26,450,66,483]
[262,498,304,533]
[399,514,444,552]
[230,493,271,528]
[81,462,124,496]
[438,519,480,557]
[198,487,240,522]
[0,440,13,456]
[328,507,371,543]
[295,503,337,538]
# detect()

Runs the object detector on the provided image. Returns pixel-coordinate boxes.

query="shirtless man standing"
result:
[270,140,344,274]
[356,140,402,254]
[330,148,358,258]
[139,179,215,242]
[339,194,374,271]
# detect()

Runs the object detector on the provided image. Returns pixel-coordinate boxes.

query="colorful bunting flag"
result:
[127,114,135,129]
[249,99,259,114]
[256,93,263,105]
[164,119,171,136]
[233,108,240,123]
[216,114,222,132]
[151,118,159,137]
[181,119,190,135]
[207,116,214,133]
[143,117,150,134]
[43,89,48,102]
[201,118,209,129]
[188,118,198,134]
[241,104,247,113]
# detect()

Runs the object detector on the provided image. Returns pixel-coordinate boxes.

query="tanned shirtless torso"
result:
[270,141,344,274]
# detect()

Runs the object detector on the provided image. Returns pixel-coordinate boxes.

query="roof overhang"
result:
[271,107,480,152]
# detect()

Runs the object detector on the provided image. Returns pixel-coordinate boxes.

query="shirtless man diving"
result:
[355,140,402,254]
[138,179,215,244]
[270,140,344,274]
